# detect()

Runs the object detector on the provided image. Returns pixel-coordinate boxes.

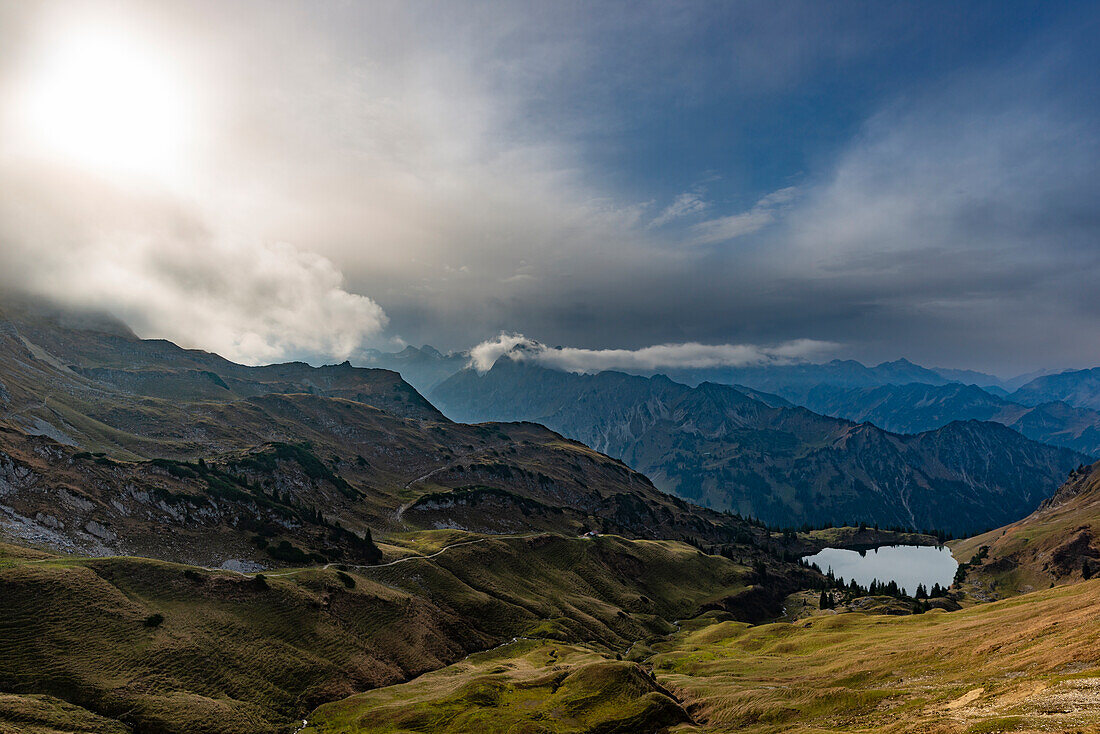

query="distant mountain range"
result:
[357,343,1100,409]
[374,350,988,397]
[356,345,467,393]
[432,359,1087,535]
[1009,367,1100,411]
[371,345,1100,458]
[798,382,1100,457]
[651,358,959,401]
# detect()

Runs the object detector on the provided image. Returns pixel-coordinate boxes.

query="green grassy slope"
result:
[0,534,770,734]
[305,640,690,734]
[310,579,1100,734]
[652,579,1100,733]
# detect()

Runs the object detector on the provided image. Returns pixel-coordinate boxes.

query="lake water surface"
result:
[801,545,957,595]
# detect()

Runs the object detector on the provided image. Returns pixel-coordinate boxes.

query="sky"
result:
[0,1,1098,375]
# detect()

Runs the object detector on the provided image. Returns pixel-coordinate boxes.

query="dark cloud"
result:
[1,1,1098,374]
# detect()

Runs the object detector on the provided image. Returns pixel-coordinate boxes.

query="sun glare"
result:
[12,24,194,183]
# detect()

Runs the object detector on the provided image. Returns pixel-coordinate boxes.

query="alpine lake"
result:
[801,544,958,595]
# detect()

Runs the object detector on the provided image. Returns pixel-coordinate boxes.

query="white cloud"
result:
[689,186,798,245]
[690,208,774,244]
[0,1,668,360]
[468,333,838,373]
[649,191,708,228]
[756,186,799,207]
[469,333,539,372]
[0,167,386,365]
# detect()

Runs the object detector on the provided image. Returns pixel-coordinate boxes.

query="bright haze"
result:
[0,1,1098,375]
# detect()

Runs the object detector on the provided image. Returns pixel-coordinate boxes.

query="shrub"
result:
[266,540,312,564]
[143,613,165,628]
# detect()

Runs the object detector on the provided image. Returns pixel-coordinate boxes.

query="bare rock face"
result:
[1048,527,1100,577]
[0,451,37,498]
[1040,463,1096,510]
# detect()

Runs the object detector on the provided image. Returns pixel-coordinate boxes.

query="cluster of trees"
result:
[772,520,954,543]
[705,540,793,567]
[953,545,989,586]
[246,510,382,565]
[912,582,947,598]
[811,564,951,613]
[694,511,960,560]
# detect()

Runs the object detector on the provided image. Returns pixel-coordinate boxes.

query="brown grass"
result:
[651,579,1100,733]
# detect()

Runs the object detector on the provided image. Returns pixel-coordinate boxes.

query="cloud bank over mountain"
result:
[468,333,838,374]
[0,165,387,365]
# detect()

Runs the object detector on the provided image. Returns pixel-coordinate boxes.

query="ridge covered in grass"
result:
[0,533,769,733]
[305,578,1100,734]
[305,641,690,734]
[652,579,1100,733]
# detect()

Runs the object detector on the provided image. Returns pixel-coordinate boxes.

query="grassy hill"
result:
[8,528,1098,734]
[951,461,1100,599]
[653,579,1100,733]
[304,640,690,734]
[306,579,1100,734]
[0,532,799,734]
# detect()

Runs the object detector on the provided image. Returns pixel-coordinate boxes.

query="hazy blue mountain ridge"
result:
[432,359,1087,535]
[798,382,1100,457]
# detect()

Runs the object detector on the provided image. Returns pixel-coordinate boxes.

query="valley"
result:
[2,301,1099,734]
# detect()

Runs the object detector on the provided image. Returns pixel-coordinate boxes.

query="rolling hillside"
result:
[0,533,797,733]
[305,577,1100,734]
[0,300,793,567]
